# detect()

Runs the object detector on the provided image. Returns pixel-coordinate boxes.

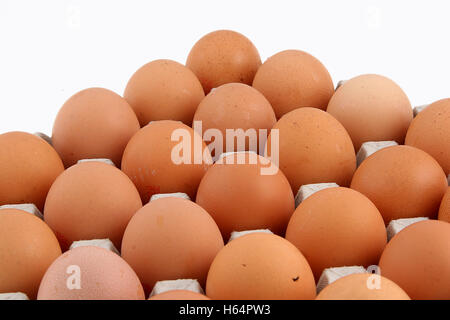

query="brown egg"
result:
[327,74,413,150]
[149,290,210,300]
[196,152,294,240]
[124,59,205,126]
[193,83,276,157]
[121,120,212,203]
[438,187,450,223]
[351,145,447,224]
[37,246,145,300]
[265,107,356,193]
[379,220,450,300]
[52,87,140,167]
[186,30,261,94]
[0,209,61,299]
[316,274,410,300]
[285,187,386,280]
[0,131,64,211]
[252,50,334,119]
[206,233,316,300]
[121,197,224,294]
[44,161,142,251]
[405,98,450,174]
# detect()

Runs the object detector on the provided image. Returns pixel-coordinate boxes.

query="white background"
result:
[1,0,449,134]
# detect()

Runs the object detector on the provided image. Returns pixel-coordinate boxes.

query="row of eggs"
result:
[0,29,449,300]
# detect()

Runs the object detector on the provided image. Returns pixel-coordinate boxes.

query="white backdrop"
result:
[1,0,449,134]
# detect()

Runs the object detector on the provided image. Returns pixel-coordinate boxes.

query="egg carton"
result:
[413,104,429,117]
[77,158,116,166]
[149,192,191,202]
[0,292,29,300]
[0,203,43,220]
[335,80,347,91]
[33,132,52,145]
[149,279,204,298]
[294,183,339,208]
[228,229,273,242]
[69,239,120,255]
[316,266,367,293]
[356,141,398,167]
[386,217,429,241]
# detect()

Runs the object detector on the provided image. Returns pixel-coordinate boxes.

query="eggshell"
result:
[52,87,140,167]
[316,274,410,300]
[196,152,294,240]
[350,145,448,224]
[44,161,142,251]
[37,246,145,300]
[121,197,224,294]
[193,83,276,157]
[438,187,450,223]
[405,98,450,174]
[121,120,212,202]
[285,187,387,280]
[206,233,316,300]
[327,74,413,150]
[265,107,356,193]
[0,209,61,299]
[0,131,64,211]
[379,220,450,300]
[149,290,210,300]
[186,30,261,94]
[252,50,334,119]
[124,59,205,126]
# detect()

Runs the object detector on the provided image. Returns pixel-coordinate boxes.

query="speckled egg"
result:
[121,197,224,294]
[206,233,316,300]
[186,30,261,94]
[121,120,212,203]
[351,145,448,224]
[124,59,205,126]
[37,246,145,300]
[265,107,356,193]
[252,50,334,119]
[405,98,450,174]
[52,88,140,167]
[0,131,64,211]
[0,209,61,299]
[285,187,387,280]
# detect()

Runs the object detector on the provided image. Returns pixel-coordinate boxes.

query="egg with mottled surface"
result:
[52,87,140,167]
[121,197,224,294]
[351,145,447,224]
[405,98,450,174]
[265,107,356,193]
[285,187,386,280]
[379,220,450,300]
[0,131,64,210]
[124,59,205,126]
[186,30,261,94]
[0,209,61,299]
[44,161,142,251]
[121,120,212,203]
[253,50,334,119]
[37,246,145,300]
[206,233,316,300]
[316,274,410,300]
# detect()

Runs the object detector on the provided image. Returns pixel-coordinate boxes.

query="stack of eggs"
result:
[0,30,449,301]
